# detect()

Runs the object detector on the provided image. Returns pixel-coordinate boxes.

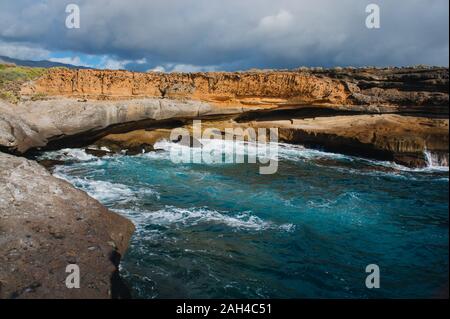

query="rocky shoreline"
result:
[0,152,134,298]
[0,66,448,298]
[1,66,447,166]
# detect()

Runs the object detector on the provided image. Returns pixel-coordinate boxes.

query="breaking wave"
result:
[53,168,160,205]
[38,148,99,162]
[118,206,295,232]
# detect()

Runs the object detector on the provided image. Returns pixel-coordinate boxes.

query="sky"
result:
[0,0,448,72]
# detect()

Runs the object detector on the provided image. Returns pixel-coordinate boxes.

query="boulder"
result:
[0,152,135,298]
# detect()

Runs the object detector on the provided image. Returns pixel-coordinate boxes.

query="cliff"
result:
[21,68,350,107]
[3,66,447,167]
[21,67,449,115]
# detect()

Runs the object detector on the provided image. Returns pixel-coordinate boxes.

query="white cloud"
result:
[0,41,50,60]
[49,56,93,67]
[257,9,294,33]
[135,58,147,64]
[100,58,130,70]
[148,63,218,73]
[170,64,218,73]
[51,55,147,70]
[97,56,148,70]
[148,66,166,72]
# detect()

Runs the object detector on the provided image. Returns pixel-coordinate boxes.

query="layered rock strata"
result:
[7,67,447,168]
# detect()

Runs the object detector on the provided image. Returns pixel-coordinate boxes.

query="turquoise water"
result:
[42,141,449,298]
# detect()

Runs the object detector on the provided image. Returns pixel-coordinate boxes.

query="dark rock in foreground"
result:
[0,152,135,298]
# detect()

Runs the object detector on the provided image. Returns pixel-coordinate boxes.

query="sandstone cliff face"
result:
[2,66,449,167]
[312,67,449,112]
[274,115,448,167]
[21,67,449,115]
[20,68,351,108]
[0,152,135,298]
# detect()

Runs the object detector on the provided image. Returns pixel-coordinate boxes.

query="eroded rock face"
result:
[272,115,449,167]
[1,67,448,167]
[92,129,172,154]
[21,67,449,114]
[0,152,135,298]
[0,101,44,153]
[21,68,350,107]
[0,97,235,153]
[311,67,449,114]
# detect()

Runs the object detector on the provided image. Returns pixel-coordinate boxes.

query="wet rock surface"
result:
[275,115,449,166]
[91,129,170,155]
[84,148,114,157]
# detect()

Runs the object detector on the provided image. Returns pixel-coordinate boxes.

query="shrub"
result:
[0,64,47,104]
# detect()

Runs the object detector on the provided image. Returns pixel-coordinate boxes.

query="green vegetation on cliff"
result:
[0,64,47,103]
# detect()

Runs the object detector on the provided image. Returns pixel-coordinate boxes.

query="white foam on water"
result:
[152,138,280,163]
[39,143,448,174]
[54,173,135,203]
[38,148,97,161]
[53,169,160,204]
[151,138,355,173]
[361,157,449,173]
[277,143,449,173]
[270,142,448,175]
[119,206,295,232]
[144,140,449,181]
[424,150,449,171]
[40,142,448,187]
[152,139,360,166]
[276,142,353,162]
[276,143,448,175]
[153,139,175,152]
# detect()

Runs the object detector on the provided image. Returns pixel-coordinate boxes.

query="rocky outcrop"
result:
[1,67,449,167]
[0,97,242,154]
[0,101,43,153]
[21,68,350,108]
[270,115,448,167]
[0,152,135,298]
[21,67,449,115]
[310,67,449,115]
[92,129,172,155]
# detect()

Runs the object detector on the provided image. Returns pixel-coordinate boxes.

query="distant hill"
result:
[0,55,90,69]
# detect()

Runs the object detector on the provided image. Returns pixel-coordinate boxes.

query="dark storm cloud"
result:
[0,0,448,70]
